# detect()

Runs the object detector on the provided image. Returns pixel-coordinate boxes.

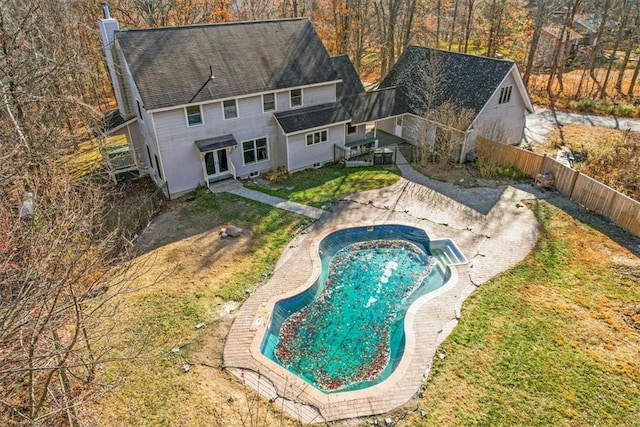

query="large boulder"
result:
[226,225,243,237]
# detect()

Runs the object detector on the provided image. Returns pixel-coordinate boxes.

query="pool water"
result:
[260,225,451,393]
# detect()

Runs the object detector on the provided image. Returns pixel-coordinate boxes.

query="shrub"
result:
[472,158,529,181]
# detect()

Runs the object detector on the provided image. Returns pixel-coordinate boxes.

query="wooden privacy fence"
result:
[476,137,640,237]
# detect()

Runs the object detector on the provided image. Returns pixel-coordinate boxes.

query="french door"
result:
[204,148,229,180]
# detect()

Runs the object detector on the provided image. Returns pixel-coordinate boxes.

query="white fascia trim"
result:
[103,116,138,136]
[284,119,351,137]
[510,65,534,113]
[471,64,533,128]
[349,113,407,127]
[147,79,343,114]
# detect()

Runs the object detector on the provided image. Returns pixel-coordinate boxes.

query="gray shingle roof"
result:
[331,55,364,99]
[274,103,350,134]
[340,87,408,124]
[379,46,515,115]
[116,19,338,110]
[195,134,237,152]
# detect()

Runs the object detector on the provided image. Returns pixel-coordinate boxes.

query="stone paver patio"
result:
[222,161,544,423]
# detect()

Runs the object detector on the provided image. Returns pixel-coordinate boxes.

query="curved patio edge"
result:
[222,179,540,423]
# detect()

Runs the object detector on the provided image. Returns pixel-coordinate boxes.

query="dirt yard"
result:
[93,193,304,426]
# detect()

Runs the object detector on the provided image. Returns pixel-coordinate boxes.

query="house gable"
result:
[331,55,365,99]
[379,46,516,118]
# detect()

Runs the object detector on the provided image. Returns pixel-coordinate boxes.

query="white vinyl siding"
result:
[146,81,339,196]
[287,124,343,171]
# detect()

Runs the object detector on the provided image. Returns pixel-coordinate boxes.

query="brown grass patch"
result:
[533,124,640,201]
[622,303,640,332]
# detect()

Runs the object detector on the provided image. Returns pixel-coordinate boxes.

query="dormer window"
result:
[186,105,203,126]
[499,86,513,104]
[290,89,302,107]
[223,99,238,119]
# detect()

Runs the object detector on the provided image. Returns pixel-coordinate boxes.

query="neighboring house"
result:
[379,46,534,161]
[535,25,583,68]
[98,8,532,198]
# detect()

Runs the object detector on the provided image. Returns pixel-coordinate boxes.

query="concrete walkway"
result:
[209,179,325,220]
[222,159,543,423]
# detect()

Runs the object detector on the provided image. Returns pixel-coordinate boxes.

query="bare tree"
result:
[0,2,151,425]
[400,51,475,166]
[374,0,418,78]
[601,0,633,98]
[523,0,563,88]
[448,0,461,50]
[110,0,233,27]
[462,0,476,53]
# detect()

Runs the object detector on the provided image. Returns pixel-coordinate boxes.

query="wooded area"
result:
[1,0,639,425]
[100,0,640,107]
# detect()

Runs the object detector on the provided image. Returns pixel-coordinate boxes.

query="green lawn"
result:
[244,163,401,208]
[95,168,640,426]
[401,200,640,426]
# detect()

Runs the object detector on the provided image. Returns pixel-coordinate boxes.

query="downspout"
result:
[459,127,473,164]
[286,134,291,172]
[150,112,170,199]
[229,146,237,178]
[201,153,208,189]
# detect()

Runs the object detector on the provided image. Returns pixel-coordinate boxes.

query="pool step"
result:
[430,239,468,266]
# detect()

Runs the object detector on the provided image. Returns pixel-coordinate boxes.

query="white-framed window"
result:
[290,88,302,107]
[396,116,403,126]
[243,137,269,165]
[263,93,276,112]
[223,99,238,119]
[499,86,513,104]
[347,123,357,134]
[306,129,328,146]
[186,105,203,126]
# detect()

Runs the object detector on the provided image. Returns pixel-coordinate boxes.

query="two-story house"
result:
[98,7,532,198]
[99,9,361,198]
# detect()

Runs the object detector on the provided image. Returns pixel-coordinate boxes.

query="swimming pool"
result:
[260,224,466,393]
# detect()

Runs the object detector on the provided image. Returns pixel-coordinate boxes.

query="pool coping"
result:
[222,179,541,423]
[248,222,462,411]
